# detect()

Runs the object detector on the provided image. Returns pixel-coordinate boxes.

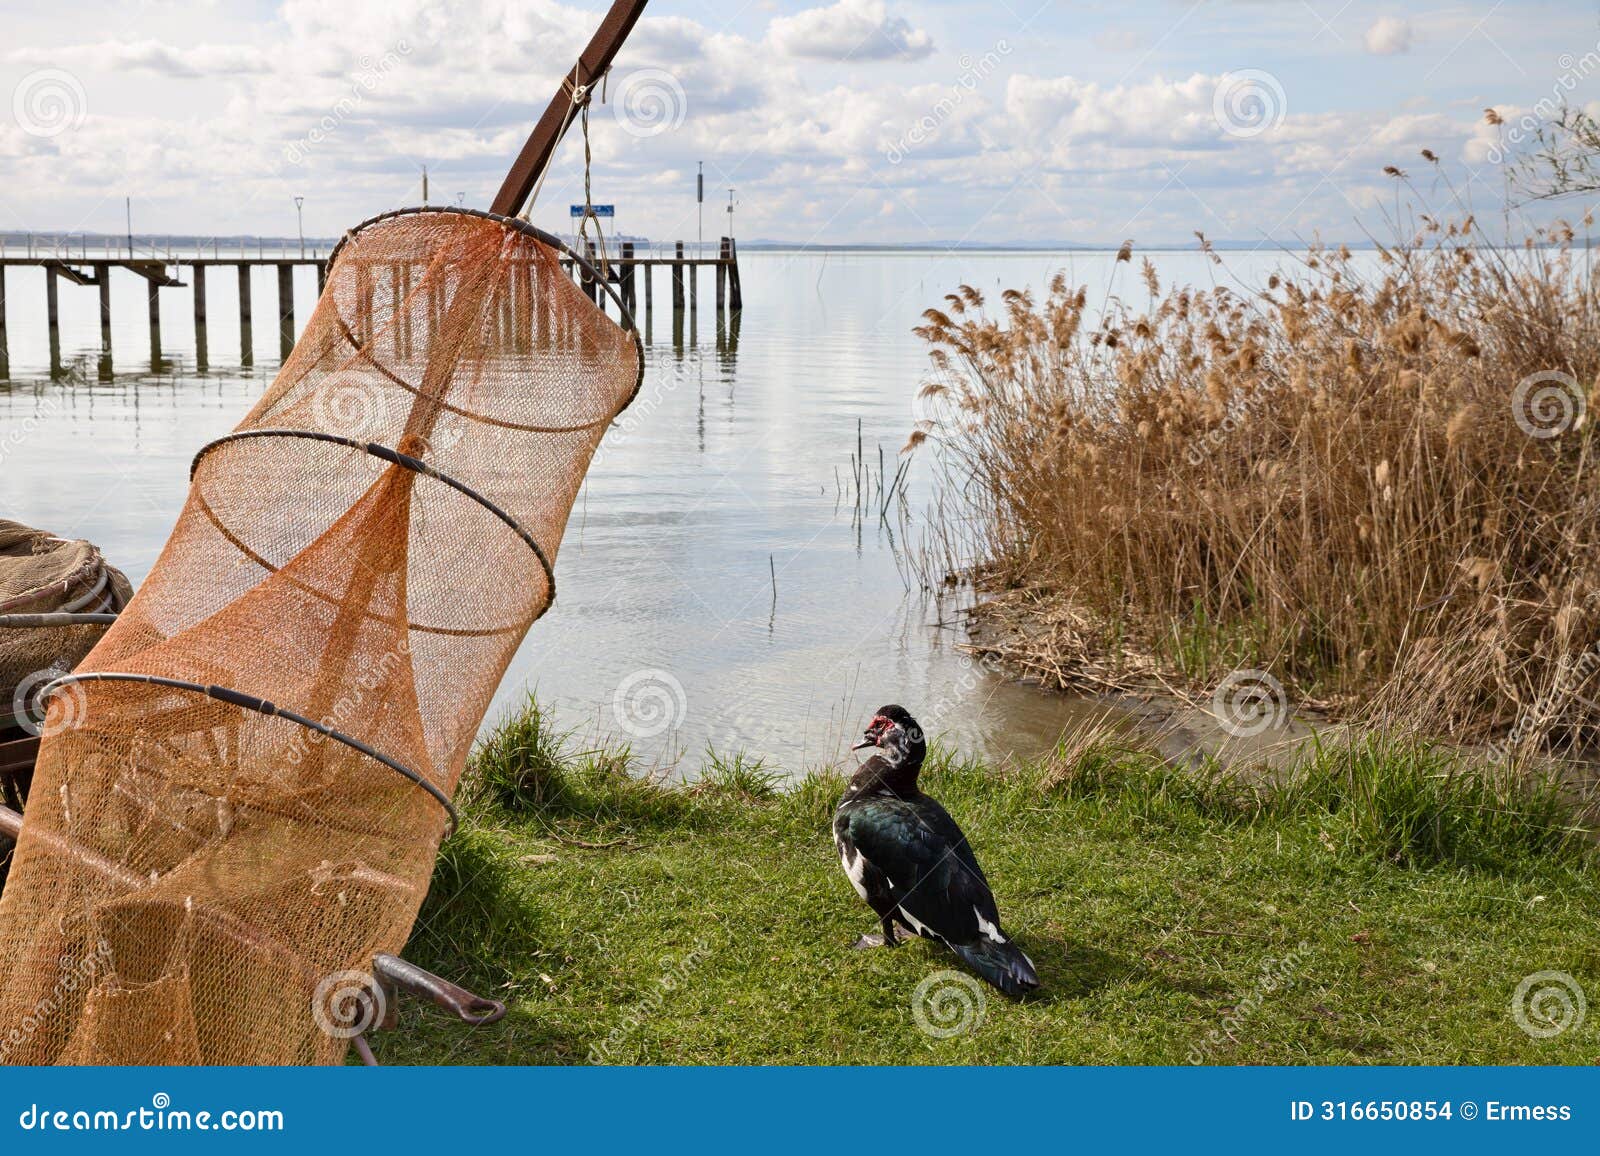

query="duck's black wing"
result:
[839,791,1039,996]
[837,792,999,944]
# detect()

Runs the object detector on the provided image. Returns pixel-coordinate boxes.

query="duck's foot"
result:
[851,933,891,950]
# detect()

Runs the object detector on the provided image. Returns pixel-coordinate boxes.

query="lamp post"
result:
[726,187,736,240]
[294,196,305,259]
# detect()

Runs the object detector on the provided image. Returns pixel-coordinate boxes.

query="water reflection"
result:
[0,250,1274,777]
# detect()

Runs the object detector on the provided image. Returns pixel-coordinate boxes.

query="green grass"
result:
[374,699,1600,1066]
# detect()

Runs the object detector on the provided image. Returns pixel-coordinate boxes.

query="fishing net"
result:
[1,521,132,726]
[0,207,641,1065]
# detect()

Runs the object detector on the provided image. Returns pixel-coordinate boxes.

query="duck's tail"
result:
[953,937,1040,997]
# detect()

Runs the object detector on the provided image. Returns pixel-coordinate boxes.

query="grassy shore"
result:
[374,701,1600,1065]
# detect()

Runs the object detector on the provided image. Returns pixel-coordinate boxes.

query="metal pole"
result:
[697,162,703,250]
[125,197,133,258]
[295,196,305,259]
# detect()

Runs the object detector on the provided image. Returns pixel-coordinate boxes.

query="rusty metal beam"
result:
[488,0,651,217]
[0,735,38,778]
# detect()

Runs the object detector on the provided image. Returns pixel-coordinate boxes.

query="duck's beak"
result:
[851,735,876,751]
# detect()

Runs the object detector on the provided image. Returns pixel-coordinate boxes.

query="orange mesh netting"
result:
[0,207,641,1065]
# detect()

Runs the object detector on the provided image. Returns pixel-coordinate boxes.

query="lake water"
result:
[0,246,1279,778]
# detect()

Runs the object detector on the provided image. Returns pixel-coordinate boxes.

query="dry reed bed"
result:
[915,204,1600,756]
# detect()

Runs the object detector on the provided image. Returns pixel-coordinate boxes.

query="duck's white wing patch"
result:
[895,906,932,937]
[974,908,1007,944]
[839,842,872,901]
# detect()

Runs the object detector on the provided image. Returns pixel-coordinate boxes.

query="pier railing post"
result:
[672,241,684,313]
[0,266,8,378]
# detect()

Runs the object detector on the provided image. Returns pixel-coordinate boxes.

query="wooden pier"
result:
[0,236,741,378]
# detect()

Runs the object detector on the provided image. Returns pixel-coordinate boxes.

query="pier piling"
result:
[276,263,294,358]
[147,276,161,364]
[95,263,111,371]
[45,266,59,338]
[192,265,207,328]
[620,242,636,314]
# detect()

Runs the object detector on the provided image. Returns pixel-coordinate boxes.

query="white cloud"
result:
[0,0,1570,244]
[8,39,271,78]
[1364,16,1414,56]
[769,0,934,62]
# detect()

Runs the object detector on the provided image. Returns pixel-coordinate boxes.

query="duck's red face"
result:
[852,714,893,751]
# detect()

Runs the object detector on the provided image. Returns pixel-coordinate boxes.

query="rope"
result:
[574,101,612,284]
[520,62,613,290]
[519,64,587,220]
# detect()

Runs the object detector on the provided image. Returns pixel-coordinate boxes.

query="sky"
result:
[2,0,1598,245]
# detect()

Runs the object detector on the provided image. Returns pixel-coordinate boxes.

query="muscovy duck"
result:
[833,704,1039,997]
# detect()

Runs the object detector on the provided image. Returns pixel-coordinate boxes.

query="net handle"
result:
[489,0,651,217]
[39,672,460,836]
